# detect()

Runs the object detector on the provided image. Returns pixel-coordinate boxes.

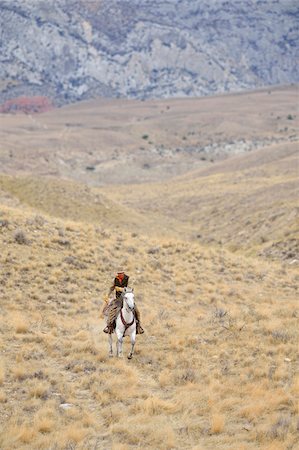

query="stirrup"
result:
[103,325,113,334]
[137,324,144,334]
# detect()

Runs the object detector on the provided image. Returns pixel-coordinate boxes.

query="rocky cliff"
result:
[0,0,298,107]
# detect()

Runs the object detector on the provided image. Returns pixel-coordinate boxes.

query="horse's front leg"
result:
[108,334,113,357]
[116,330,124,357]
[128,329,136,360]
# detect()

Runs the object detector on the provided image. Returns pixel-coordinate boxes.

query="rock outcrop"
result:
[0,0,298,107]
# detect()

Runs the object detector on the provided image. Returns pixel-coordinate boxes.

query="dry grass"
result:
[12,315,30,334]
[0,86,298,186]
[210,414,225,434]
[0,204,297,449]
[0,362,5,385]
[0,94,298,449]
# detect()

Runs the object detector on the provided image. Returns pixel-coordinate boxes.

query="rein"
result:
[120,308,135,330]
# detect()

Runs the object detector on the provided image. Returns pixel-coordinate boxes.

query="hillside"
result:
[0,0,298,106]
[100,139,298,259]
[0,86,298,185]
[0,175,143,233]
[0,203,298,449]
[0,82,298,449]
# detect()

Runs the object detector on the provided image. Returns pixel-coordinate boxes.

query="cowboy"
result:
[103,270,144,334]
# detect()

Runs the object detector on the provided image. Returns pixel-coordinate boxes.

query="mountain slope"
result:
[0,0,298,106]
[100,140,299,258]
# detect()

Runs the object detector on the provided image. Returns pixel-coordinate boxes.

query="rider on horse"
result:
[103,270,144,335]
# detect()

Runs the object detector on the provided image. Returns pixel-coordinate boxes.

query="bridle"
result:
[120,295,135,332]
[124,295,134,312]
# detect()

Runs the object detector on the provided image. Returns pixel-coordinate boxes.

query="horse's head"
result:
[123,287,135,312]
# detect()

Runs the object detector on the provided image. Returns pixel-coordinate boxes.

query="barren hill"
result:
[0,85,298,185]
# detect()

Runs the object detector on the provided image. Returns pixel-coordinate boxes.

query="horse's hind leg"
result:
[128,332,136,360]
[109,334,113,357]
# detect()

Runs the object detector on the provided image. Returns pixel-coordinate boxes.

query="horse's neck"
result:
[121,304,134,322]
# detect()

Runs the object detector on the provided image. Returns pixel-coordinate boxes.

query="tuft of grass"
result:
[29,382,50,399]
[137,396,175,415]
[12,365,28,381]
[112,416,176,449]
[112,444,130,450]
[0,361,5,385]
[158,369,172,387]
[63,424,88,444]
[13,316,30,334]
[18,425,37,444]
[210,413,225,434]
[0,390,7,403]
[36,417,55,434]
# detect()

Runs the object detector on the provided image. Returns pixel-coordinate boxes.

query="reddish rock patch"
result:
[0,96,53,114]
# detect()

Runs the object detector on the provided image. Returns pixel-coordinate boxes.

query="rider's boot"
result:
[134,305,144,334]
[136,321,144,334]
[103,324,114,334]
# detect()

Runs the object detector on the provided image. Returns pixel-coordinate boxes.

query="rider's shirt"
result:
[114,274,129,298]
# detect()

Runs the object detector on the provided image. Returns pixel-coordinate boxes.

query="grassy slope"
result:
[0,204,298,450]
[0,163,298,449]
[0,174,163,237]
[0,173,193,240]
[0,86,298,449]
[100,140,299,258]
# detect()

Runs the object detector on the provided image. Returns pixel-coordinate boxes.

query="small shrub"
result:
[56,238,71,247]
[147,246,160,254]
[268,416,291,439]
[271,330,290,343]
[175,368,197,385]
[14,229,28,245]
[214,308,227,318]
[34,215,46,226]
[0,219,9,228]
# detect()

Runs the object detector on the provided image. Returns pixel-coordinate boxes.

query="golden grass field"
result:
[0,86,298,449]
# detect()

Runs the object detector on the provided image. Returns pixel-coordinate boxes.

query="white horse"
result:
[108,288,136,359]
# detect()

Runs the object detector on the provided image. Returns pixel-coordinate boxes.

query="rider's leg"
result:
[134,304,144,334]
[103,299,122,333]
